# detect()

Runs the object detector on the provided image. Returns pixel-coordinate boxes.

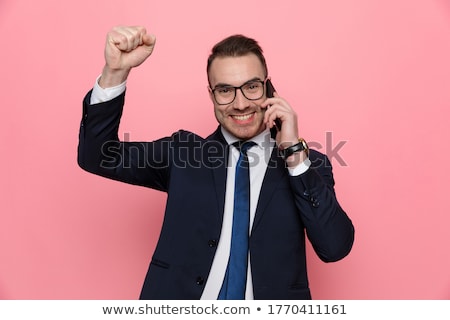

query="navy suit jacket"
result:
[78,91,354,300]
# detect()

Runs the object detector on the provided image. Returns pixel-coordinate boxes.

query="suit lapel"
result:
[206,127,229,220]
[251,148,287,232]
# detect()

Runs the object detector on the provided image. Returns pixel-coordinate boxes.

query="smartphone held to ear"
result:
[266,79,276,98]
[266,79,282,132]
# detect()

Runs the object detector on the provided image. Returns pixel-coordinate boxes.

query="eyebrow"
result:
[213,77,263,89]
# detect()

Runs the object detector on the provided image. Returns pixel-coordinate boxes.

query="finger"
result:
[261,92,283,108]
[126,27,148,51]
[109,32,136,52]
[266,111,281,127]
[110,26,144,52]
[128,26,155,50]
[142,33,156,47]
[260,100,269,109]
[264,104,279,127]
[108,30,127,50]
[134,26,148,47]
[261,97,276,108]
[122,28,137,52]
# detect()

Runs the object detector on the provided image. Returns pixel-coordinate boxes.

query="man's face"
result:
[208,54,267,140]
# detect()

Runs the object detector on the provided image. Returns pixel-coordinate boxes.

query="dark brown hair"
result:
[207,35,268,81]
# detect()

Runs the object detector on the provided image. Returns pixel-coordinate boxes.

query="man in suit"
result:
[78,25,354,300]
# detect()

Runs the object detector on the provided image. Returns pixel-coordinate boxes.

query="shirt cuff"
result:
[287,157,311,176]
[90,75,126,105]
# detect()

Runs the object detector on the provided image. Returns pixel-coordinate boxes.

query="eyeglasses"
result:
[210,79,266,105]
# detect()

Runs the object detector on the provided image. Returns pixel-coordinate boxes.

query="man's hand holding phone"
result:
[262,80,308,166]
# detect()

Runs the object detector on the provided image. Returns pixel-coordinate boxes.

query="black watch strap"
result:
[279,139,308,160]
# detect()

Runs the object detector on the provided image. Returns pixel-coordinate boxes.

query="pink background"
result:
[1,0,450,299]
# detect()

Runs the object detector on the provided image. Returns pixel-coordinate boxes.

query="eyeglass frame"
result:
[209,78,268,105]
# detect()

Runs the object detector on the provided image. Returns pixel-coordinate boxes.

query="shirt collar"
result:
[220,127,274,149]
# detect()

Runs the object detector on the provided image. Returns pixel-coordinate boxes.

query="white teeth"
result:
[233,114,252,121]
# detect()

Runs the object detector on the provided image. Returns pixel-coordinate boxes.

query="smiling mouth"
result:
[231,113,254,121]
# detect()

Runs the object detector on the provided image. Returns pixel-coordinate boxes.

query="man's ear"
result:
[207,86,215,104]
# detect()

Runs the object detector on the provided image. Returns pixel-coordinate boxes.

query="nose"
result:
[233,88,250,110]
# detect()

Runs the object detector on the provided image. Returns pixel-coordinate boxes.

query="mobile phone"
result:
[266,79,282,132]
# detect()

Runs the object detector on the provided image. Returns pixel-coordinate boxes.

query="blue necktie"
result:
[218,141,255,300]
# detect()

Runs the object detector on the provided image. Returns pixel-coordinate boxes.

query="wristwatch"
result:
[279,138,309,160]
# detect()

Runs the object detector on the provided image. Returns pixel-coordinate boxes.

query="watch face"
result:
[300,139,309,157]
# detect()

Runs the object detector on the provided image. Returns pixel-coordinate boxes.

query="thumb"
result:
[142,33,156,47]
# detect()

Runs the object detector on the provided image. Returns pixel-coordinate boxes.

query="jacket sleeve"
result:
[289,150,355,262]
[77,90,171,192]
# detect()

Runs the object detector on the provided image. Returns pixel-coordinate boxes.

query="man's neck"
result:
[220,127,274,149]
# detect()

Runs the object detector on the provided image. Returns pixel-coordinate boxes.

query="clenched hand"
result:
[99,26,156,88]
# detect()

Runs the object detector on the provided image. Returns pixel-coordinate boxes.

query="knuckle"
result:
[138,26,147,34]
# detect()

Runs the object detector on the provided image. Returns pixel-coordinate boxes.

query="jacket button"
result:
[196,277,204,285]
[309,195,320,207]
[208,239,217,247]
